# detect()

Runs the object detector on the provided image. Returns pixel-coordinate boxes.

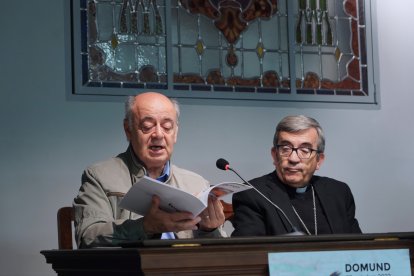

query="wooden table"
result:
[41,232,414,275]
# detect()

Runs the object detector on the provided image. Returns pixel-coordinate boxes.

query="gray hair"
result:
[273,115,325,153]
[124,95,180,127]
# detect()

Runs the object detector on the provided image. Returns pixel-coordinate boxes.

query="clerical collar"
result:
[285,184,309,196]
[296,186,308,194]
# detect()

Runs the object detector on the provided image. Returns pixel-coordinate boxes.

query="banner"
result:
[268,249,411,276]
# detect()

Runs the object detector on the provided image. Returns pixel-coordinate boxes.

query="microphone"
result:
[216,158,230,171]
[216,158,305,236]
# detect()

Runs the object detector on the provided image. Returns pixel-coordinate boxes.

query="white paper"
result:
[119,176,251,217]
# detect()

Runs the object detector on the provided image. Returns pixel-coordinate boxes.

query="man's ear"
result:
[271,147,278,166]
[123,119,131,141]
[316,152,325,170]
[173,124,179,143]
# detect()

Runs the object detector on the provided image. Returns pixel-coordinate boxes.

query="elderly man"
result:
[231,115,361,236]
[74,92,226,248]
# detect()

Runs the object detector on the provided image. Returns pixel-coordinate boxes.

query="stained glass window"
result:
[67,0,377,105]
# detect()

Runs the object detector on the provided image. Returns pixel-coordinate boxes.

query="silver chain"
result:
[291,185,317,235]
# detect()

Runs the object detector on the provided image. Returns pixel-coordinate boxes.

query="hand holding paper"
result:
[142,195,201,235]
[198,196,226,231]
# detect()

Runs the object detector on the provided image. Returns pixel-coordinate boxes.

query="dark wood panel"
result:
[41,232,414,276]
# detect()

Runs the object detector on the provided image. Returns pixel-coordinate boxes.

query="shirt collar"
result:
[156,161,170,183]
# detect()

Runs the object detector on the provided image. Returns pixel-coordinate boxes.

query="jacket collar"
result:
[265,172,304,232]
[265,172,335,234]
[125,145,146,184]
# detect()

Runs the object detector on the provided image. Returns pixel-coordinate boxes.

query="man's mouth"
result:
[285,168,301,173]
[149,145,164,151]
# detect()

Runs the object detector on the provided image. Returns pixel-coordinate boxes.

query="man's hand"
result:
[142,195,201,235]
[198,196,225,232]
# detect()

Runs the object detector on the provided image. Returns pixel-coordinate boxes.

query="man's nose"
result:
[288,149,301,162]
[151,125,164,138]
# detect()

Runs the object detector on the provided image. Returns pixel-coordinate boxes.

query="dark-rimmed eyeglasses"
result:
[276,145,319,159]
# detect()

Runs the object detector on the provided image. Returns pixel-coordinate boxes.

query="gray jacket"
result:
[73,146,226,248]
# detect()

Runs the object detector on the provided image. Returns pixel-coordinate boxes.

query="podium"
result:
[41,232,414,275]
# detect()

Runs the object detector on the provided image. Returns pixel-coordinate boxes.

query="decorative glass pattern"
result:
[294,0,368,96]
[68,0,376,104]
[171,0,286,92]
[82,0,167,89]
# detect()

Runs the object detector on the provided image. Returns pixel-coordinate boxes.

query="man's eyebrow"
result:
[140,116,155,121]
[278,140,293,145]
[299,142,313,147]
[139,117,176,124]
[156,116,176,124]
[278,140,314,147]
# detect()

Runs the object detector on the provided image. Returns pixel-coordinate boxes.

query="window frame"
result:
[64,0,380,108]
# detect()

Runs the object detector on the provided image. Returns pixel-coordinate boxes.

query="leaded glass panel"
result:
[67,0,377,105]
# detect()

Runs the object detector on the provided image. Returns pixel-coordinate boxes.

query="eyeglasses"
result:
[276,145,319,159]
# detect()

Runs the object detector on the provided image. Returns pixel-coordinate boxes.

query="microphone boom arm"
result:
[228,167,303,234]
[215,158,304,235]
